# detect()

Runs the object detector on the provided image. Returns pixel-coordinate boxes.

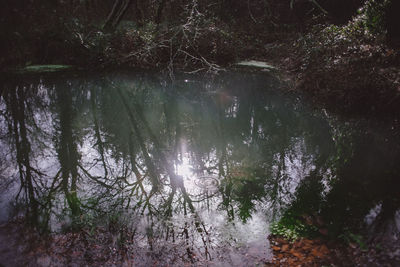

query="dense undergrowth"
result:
[1,1,399,116]
[259,1,399,115]
[61,10,239,72]
[290,11,400,115]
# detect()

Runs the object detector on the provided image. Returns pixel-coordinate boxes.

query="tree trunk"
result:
[155,0,168,25]
[103,0,133,31]
[135,0,144,26]
[56,84,81,217]
[386,0,400,46]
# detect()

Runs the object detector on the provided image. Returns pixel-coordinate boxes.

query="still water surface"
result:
[0,70,399,265]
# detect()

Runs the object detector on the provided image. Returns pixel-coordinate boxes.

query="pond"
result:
[0,70,399,265]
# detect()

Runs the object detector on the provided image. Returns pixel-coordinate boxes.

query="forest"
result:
[1,0,399,113]
[0,0,399,266]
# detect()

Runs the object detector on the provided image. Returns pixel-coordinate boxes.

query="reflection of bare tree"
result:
[90,87,108,178]
[4,86,39,225]
[116,85,161,193]
[0,74,333,233]
[2,72,398,264]
[55,84,81,217]
[115,84,195,214]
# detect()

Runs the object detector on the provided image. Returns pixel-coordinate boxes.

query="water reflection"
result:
[0,71,399,264]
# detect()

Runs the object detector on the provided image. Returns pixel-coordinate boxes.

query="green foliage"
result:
[227,166,266,222]
[339,229,368,250]
[15,65,73,74]
[270,220,305,241]
[270,174,324,241]
[270,213,318,241]
[362,0,389,34]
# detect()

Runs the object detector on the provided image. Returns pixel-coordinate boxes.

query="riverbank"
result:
[2,1,399,119]
[3,20,399,118]
[267,235,400,266]
[2,219,400,266]
[260,26,400,117]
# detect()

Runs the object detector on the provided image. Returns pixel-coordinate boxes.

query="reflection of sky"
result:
[0,93,58,221]
[168,145,272,265]
[0,77,325,261]
[3,72,398,264]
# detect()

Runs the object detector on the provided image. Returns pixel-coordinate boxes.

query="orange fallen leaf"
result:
[276,237,287,244]
[319,244,330,255]
[292,251,305,259]
[303,239,314,246]
[272,246,281,251]
[311,248,324,258]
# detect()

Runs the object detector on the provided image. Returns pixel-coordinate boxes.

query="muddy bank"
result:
[267,235,400,266]
[2,220,400,267]
[0,220,269,267]
[0,221,31,267]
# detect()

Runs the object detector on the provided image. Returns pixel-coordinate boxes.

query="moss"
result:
[15,64,74,74]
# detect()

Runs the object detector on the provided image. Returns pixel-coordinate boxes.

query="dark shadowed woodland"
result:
[0,0,399,266]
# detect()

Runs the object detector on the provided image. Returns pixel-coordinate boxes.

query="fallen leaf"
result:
[319,244,330,255]
[292,251,305,259]
[303,239,314,246]
[311,248,324,258]
[272,246,281,251]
